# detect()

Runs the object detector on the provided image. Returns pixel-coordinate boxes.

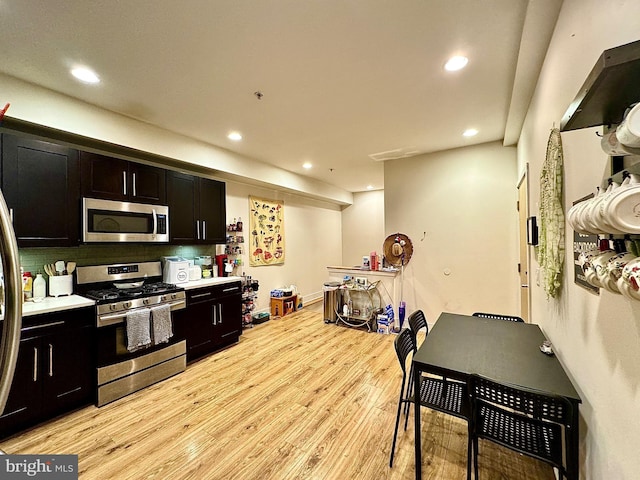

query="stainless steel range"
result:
[76,261,187,406]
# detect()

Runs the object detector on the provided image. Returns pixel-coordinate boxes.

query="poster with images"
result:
[249,196,285,266]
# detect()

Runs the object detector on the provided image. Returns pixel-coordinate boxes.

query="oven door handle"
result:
[97,299,186,327]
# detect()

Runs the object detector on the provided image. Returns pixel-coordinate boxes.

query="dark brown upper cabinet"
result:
[167,171,226,244]
[1,133,80,247]
[80,151,166,204]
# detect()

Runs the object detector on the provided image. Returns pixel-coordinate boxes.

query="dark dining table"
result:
[412,312,581,480]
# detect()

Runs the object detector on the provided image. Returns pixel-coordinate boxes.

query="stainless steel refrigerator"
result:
[0,188,23,443]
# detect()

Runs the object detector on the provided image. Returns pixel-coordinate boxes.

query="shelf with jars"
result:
[226,217,244,273]
[241,274,259,328]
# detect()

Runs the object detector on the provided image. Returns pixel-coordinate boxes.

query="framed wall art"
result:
[249,196,285,266]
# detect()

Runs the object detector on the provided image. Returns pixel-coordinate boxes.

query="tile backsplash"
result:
[19,244,219,277]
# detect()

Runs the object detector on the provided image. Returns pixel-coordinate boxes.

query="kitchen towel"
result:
[126,308,152,352]
[150,304,173,345]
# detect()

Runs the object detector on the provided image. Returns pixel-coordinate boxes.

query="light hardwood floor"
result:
[0,304,555,479]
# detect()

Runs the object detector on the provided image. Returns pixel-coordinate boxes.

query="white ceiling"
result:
[0,0,560,193]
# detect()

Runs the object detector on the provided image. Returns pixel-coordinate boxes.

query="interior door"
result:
[517,167,530,322]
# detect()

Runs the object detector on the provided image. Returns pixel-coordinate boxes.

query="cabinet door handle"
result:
[9,208,13,224]
[191,292,212,299]
[212,304,217,325]
[22,320,65,332]
[33,347,38,382]
[196,220,200,240]
[132,173,137,197]
[218,304,222,324]
[202,221,206,240]
[49,344,53,377]
[123,171,127,196]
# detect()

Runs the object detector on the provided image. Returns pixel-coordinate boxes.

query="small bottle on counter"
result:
[33,273,46,300]
[22,270,33,302]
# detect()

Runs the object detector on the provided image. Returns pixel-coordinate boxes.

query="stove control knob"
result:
[171,293,177,300]
[160,295,167,302]
[143,298,150,305]
[110,304,118,311]
[124,301,132,309]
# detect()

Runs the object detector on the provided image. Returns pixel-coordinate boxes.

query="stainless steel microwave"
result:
[82,198,169,243]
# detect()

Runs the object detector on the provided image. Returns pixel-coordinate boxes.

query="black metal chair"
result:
[407,309,429,345]
[472,312,524,323]
[404,310,429,418]
[389,328,471,477]
[468,374,572,480]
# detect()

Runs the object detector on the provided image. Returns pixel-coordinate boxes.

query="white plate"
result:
[567,200,586,231]
[603,181,640,234]
[593,182,626,234]
[585,183,621,233]
[616,103,640,148]
[574,196,599,234]
[582,194,608,233]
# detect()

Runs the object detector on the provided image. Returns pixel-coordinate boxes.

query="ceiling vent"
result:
[368,147,421,162]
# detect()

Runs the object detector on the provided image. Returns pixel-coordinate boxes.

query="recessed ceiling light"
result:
[302,162,312,169]
[227,132,242,141]
[444,56,468,72]
[366,185,374,190]
[71,66,100,84]
[463,128,478,137]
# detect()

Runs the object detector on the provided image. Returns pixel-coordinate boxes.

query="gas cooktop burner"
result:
[85,282,181,302]
[76,261,187,309]
[85,290,119,301]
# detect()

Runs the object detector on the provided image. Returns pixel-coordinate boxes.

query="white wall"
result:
[518,1,640,478]
[224,180,342,311]
[384,141,519,324]
[341,190,385,267]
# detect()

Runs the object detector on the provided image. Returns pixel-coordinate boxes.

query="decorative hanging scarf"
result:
[539,128,565,298]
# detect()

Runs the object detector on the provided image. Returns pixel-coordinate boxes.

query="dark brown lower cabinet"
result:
[0,307,95,439]
[174,282,242,362]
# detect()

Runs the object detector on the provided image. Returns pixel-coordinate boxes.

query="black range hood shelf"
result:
[560,39,640,132]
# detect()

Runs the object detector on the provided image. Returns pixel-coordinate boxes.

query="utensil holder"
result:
[49,275,73,297]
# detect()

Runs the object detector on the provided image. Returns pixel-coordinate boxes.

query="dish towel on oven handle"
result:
[126,308,152,352]
[150,304,173,345]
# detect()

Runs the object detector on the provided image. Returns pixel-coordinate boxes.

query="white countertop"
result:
[5,277,242,319]
[327,266,399,277]
[21,295,96,317]
[180,276,243,290]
